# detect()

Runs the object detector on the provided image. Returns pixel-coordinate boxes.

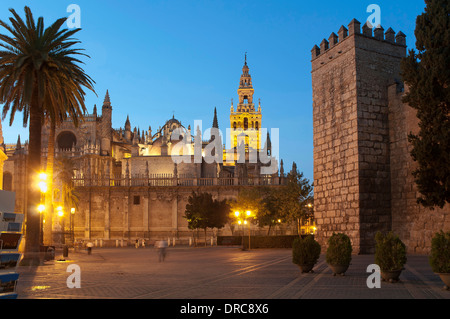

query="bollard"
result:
[116,239,119,248]
[63,245,69,258]
[211,237,213,246]
[189,237,192,246]
[87,242,93,255]
[172,237,175,247]
[168,237,171,246]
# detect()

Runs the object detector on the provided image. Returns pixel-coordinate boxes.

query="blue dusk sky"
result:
[0,0,426,181]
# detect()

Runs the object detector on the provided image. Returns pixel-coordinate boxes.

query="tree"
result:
[258,188,283,235]
[277,162,314,235]
[230,187,283,235]
[0,7,95,264]
[400,0,450,208]
[184,192,230,246]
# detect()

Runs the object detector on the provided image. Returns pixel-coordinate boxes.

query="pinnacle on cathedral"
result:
[104,89,110,103]
[125,115,131,131]
[103,89,111,109]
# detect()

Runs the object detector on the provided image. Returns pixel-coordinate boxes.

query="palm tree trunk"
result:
[44,120,55,245]
[21,103,43,266]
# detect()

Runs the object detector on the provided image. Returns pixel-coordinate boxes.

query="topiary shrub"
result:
[375,231,407,272]
[326,233,352,266]
[292,235,321,268]
[429,230,450,273]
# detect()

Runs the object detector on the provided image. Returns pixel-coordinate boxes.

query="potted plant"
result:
[374,231,407,283]
[292,235,321,273]
[326,233,352,276]
[429,230,450,290]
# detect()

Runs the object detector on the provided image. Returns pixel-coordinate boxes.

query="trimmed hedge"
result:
[218,235,311,249]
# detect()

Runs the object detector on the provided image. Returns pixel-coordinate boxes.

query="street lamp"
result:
[234,210,252,250]
[37,204,45,214]
[38,172,48,193]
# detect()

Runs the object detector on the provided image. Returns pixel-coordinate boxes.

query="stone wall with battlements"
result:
[312,19,407,254]
[312,18,449,254]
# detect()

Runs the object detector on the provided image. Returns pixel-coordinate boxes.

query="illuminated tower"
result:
[230,54,262,151]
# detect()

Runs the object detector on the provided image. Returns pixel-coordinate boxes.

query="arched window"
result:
[233,122,237,130]
[255,121,259,130]
[244,118,248,130]
[57,131,77,149]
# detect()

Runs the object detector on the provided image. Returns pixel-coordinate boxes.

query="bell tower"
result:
[237,53,254,107]
[230,53,262,151]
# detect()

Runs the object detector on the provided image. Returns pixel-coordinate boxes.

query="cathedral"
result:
[1,58,285,245]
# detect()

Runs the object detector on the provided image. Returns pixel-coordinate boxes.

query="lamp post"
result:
[37,172,48,245]
[37,203,45,245]
[305,202,315,235]
[246,210,251,250]
[234,210,252,250]
[235,211,243,250]
[70,207,75,245]
[56,206,65,244]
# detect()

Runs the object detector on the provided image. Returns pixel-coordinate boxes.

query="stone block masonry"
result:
[312,19,424,254]
[388,84,450,253]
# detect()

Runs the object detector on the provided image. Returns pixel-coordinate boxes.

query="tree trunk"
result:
[21,103,43,266]
[44,120,55,245]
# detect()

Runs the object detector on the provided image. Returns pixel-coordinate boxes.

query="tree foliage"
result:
[401,0,450,208]
[277,162,314,222]
[184,192,230,232]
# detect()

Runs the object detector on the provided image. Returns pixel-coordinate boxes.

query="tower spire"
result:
[104,90,110,103]
[102,89,112,110]
[125,115,131,131]
[212,107,219,129]
[16,135,21,150]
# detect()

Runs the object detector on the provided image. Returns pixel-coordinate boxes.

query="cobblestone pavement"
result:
[15,246,450,299]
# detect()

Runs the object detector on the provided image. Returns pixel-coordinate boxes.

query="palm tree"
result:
[43,119,55,246]
[0,7,95,265]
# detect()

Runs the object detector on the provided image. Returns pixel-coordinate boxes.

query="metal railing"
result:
[72,174,285,187]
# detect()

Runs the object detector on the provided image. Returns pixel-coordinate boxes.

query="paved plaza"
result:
[15,246,450,299]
